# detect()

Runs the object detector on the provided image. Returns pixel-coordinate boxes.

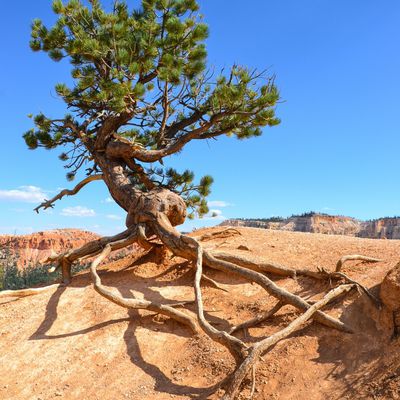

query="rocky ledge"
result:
[220,213,400,239]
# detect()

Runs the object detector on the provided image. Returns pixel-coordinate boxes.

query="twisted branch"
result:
[34,174,103,213]
[335,254,382,272]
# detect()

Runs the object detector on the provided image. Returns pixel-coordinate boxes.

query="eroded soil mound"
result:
[1,228,400,399]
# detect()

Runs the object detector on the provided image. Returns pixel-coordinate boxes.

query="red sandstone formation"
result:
[0,229,100,268]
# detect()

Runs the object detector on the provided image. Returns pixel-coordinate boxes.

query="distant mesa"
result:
[220,212,400,240]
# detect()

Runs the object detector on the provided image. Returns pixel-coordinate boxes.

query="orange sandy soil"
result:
[1,227,400,400]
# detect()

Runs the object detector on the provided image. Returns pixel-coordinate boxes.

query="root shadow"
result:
[311,291,386,399]
[118,284,221,399]
[29,285,68,340]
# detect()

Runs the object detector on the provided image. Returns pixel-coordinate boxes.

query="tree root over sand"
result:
[1,219,384,398]
[0,284,61,299]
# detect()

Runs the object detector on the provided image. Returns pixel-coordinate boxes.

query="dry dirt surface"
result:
[1,227,400,400]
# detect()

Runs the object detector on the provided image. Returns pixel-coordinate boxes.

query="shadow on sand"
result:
[28,252,223,399]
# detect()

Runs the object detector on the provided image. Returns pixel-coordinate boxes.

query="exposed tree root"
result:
[202,252,352,333]
[23,214,382,400]
[213,251,383,282]
[45,228,139,283]
[212,251,298,278]
[0,284,60,298]
[89,243,198,333]
[319,269,382,307]
[190,235,247,362]
[221,284,355,400]
[137,223,154,250]
[249,364,256,400]
[213,251,382,307]
[149,214,355,336]
[201,273,229,292]
[335,254,382,272]
[228,301,284,334]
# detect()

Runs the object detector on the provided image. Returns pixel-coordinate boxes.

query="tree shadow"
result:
[29,284,68,340]
[118,284,223,399]
[27,256,224,398]
[310,289,387,399]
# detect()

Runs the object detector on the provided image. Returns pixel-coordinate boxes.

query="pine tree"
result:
[11,4,383,396]
[26,0,280,223]
[27,0,281,282]
[17,2,332,397]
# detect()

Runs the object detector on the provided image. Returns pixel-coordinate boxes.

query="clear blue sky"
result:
[1,0,400,235]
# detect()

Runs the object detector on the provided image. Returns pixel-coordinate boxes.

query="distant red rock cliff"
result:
[0,229,100,268]
[220,213,400,239]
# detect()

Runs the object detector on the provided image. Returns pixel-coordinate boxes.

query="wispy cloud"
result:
[60,206,96,217]
[102,197,114,203]
[91,225,126,236]
[0,186,46,203]
[9,208,27,213]
[0,226,34,235]
[106,214,122,220]
[207,200,233,208]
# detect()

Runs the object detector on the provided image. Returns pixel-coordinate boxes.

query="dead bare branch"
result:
[336,254,383,272]
[34,174,103,213]
[0,284,60,299]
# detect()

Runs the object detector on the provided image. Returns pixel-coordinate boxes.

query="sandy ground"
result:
[1,227,400,400]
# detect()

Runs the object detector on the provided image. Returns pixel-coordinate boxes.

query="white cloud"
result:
[0,186,46,203]
[60,206,96,217]
[106,214,122,220]
[202,209,226,221]
[207,200,233,208]
[102,197,114,203]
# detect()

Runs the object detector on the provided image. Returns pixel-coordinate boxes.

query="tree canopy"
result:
[24,0,280,218]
